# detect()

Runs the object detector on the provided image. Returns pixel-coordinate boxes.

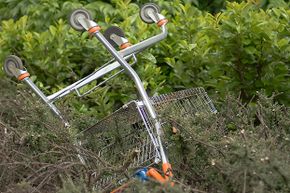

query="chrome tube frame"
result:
[119,25,168,57]
[88,20,169,164]
[47,54,135,102]
[45,23,169,102]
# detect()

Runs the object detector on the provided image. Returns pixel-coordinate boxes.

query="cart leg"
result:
[21,76,69,127]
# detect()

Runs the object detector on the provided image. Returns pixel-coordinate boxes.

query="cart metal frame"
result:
[3,3,217,192]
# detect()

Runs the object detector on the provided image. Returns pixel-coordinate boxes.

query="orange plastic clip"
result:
[17,72,30,81]
[157,19,168,27]
[88,26,101,34]
[120,42,132,50]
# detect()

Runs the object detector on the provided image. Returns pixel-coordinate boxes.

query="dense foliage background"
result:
[0,0,289,113]
[0,0,289,193]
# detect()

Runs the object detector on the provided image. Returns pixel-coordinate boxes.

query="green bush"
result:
[1,1,289,115]
[160,1,289,104]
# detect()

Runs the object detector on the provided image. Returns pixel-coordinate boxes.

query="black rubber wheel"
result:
[69,8,92,31]
[139,3,160,24]
[3,55,24,77]
[103,26,125,48]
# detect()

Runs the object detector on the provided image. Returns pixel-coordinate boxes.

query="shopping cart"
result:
[3,3,217,192]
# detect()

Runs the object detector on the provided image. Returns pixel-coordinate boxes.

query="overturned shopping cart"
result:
[3,3,216,192]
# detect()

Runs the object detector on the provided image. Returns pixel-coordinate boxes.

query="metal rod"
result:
[23,77,69,127]
[119,25,168,57]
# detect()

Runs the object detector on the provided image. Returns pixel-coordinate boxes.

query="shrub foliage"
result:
[0,79,289,193]
[0,0,289,111]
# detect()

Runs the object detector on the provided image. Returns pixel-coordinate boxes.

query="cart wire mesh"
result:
[79,87,217,189]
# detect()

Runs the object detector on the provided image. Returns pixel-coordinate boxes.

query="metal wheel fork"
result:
[3,55,70,127]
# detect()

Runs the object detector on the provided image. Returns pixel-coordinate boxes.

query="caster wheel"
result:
[69,8,92,31]
[3,55,24,77]
[103,26,125,48]
[140,3,160,24]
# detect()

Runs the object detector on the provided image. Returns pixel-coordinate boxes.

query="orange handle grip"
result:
[147,168,167,183]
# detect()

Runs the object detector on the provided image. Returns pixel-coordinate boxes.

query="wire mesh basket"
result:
[79,87,217,190]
